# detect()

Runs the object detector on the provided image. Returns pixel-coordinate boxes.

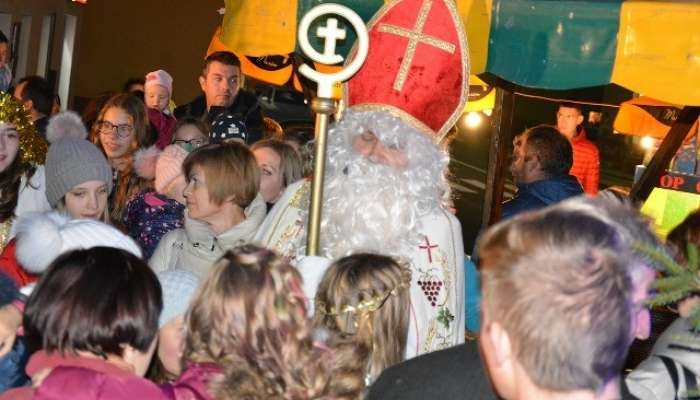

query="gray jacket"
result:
[626,318,700,400]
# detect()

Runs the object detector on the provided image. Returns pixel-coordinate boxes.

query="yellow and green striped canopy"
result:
[213,0,700,106]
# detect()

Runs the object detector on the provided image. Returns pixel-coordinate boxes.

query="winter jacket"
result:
[11,165,51,239]
[0,350,167,400]
[501,174,584,220]
[149,193,266,280]
[159,362,222,400]
[148,108,177,150]
[0,337,29,392]
[570,129,600,195]
[173,91,263,145]
[0,239,38,287]
[123,188,185,260]
[626,318,700,400]
[368,342,496,400]
[0,271,28,392]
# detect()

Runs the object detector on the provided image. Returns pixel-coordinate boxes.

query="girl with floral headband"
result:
[0,93,49,251]
[314,253,411,387]
[163,244,364,399]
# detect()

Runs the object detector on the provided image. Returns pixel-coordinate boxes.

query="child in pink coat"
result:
[145,69,176,149]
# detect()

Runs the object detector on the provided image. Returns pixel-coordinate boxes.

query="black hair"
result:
[122,77,145,93]
[174,116,209,138]
[203,51,241,75]
[24,247,162,357]
[17,76,53,116]
[558,101,583,115]
[525,124,573,177]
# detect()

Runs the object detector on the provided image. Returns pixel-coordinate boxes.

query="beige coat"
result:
[149,194,266,280]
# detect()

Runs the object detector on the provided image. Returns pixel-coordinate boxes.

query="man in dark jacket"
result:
[174,51,263,145]
[368,340,497,400]
[501,124,583,220]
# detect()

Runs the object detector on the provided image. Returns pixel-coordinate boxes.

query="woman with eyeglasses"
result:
[90,93,156,223]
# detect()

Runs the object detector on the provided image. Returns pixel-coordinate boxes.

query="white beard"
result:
[319,155,425,259]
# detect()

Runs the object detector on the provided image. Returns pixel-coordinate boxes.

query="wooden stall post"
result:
[481,88,515,228]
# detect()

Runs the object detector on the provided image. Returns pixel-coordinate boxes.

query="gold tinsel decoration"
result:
[0,92,47,165]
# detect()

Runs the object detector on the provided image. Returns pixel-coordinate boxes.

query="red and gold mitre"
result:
[345,0,469,142]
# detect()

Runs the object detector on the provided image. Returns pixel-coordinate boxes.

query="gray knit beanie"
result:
[45,138,113,207]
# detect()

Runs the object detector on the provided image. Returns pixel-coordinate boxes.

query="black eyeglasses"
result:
[173,138,206,152]
[96,120,133,139]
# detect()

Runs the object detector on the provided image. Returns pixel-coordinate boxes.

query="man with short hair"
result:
[557,102,600,194]
[0,31,11,93]
[479,196,659,400]
[502,124,583,220]
[174,51,263,144]
[368,195,662,400]
[13,76,53,139]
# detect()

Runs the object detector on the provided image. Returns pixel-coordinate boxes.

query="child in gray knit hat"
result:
[44,111,113,221]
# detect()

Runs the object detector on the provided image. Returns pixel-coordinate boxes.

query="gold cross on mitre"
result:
[377,0,456,92]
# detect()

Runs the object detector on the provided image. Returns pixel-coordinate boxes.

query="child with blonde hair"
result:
[167,244,364,400]
[144,69,176,149]
[314,253,411,386]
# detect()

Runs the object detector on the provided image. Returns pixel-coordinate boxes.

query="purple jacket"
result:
[159,362,222,400]
[0,351,167,400]
[123,189,185,260]
[148,108,177,150]
[0,352,222,400]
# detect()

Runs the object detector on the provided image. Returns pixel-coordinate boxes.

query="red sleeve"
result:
[0,239,39,287]
[584,146,600,195]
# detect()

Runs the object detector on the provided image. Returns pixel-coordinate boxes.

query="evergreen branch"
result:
[632,241,683,275]
[653,276,693,291]
[688,244,700,274]
[648,289,692,307]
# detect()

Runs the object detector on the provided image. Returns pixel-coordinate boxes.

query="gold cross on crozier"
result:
[377,0,456,92]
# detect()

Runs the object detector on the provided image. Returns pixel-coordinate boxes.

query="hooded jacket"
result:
[501,174,584,220]
[173,90,263,145]
[149,194,266,280]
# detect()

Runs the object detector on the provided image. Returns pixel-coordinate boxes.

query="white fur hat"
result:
[134,145,160,180]
[155,144,187,195]
[15,211,143,274]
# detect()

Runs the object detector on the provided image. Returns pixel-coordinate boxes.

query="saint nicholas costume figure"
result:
[255,0,468,358]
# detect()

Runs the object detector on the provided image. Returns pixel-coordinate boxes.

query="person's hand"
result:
[0,303,22,357]
[679,296,700,319]
[31,368,52,387]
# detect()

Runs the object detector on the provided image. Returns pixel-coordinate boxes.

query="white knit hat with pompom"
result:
[15,211,143,274]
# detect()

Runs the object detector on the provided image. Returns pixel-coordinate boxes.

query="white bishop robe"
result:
[254,179,465,359]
